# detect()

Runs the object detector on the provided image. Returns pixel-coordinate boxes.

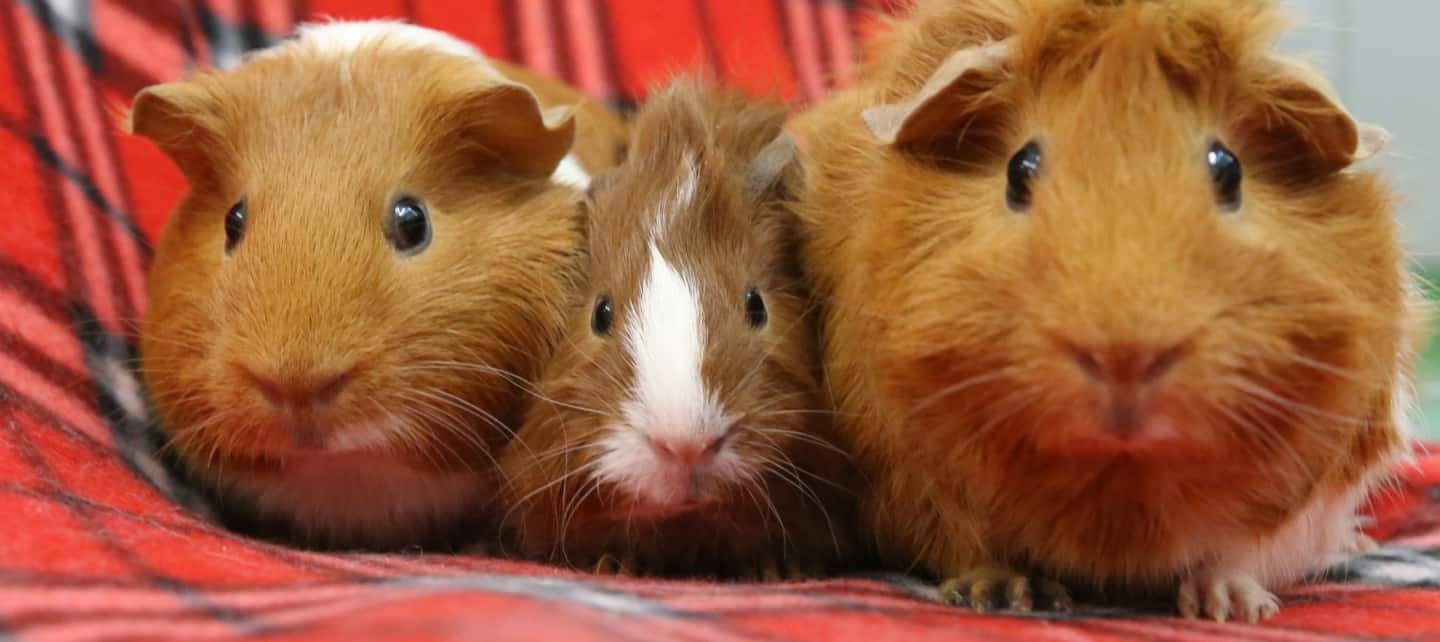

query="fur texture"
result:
[793,0,1420,617]
[131,24,607,550]
[498,80,856,578]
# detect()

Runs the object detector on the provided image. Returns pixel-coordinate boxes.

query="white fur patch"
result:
[1220,484,1364,589]
[281,19,487,61]
[326,417,403,452]
[551,154,590,190]
[593,243,742,506]
[1392,266,1426,451]
[672,151,699,215]
[647,150,699,238]
[623,243,726,444]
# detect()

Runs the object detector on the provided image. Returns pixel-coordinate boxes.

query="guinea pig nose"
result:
[239,365,353,409]
[1066,342,1186,385]
[648,436,722,466]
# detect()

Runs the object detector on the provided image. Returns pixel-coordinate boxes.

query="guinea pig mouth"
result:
[1033,385,1189,457]
[1051,411,1183,456]
[614,498,714,522]
[611,475,725,520]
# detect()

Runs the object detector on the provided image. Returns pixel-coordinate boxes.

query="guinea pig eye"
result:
[1006,140,1042,211]
[223,200,246,255]
[744,287,767,328]
[388,196,431,255]
[592,295,614,335]
[1207,140,1242,212]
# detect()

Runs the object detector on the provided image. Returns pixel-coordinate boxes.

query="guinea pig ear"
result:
[1243,57,1385,172]
[745,131,803,204]
[861,39,1012,148]
[127,81,225,181]
[447,81,577,178]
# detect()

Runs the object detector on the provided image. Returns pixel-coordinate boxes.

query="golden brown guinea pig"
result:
[130,21,615,550]
[498,80,856,578]
[791,0,1422,621]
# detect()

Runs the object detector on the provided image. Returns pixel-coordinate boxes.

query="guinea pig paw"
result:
[1177,570,1280,624]
[1346,531,1379,554]
[759,557,783,582]
[939,566,1072,614]
[593,553,637,576]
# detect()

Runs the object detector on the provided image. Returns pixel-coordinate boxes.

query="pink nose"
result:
[238,364,352,412]
[1067,342,1185,386]
[1063,342,1185,439]
[648,433,728,466]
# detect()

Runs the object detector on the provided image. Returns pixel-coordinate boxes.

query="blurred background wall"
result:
[1279,1,1440,435]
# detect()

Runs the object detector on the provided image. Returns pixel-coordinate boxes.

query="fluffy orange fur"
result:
[133,43,609,549]
[794,0,1418,616]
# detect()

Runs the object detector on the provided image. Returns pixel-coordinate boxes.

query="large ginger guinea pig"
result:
[131,21,594,550]
[793,0,1421,621]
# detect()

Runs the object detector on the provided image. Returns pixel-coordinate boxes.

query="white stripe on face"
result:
[593,243,741,507]
[623,243,728,444]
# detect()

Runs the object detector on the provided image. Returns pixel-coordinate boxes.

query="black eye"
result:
[1006,140,1042,211]
[592,295,614,335]
[389,197,431,254]
[224,200,246,255]
[745,287,767,328]
[1207,141,1242,212]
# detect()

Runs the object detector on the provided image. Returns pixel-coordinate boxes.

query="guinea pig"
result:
[130,20,611,550]
[792,0,1421,621]
[498,79,856,578]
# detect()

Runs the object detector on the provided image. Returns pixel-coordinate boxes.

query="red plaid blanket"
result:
[4,1,1440,640]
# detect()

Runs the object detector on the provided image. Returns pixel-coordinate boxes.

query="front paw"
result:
[1177,569,1280,623]
[735,552,823,582]
[939,565,1073,613]
[593,552,638,576]
[1345,531,1379,555]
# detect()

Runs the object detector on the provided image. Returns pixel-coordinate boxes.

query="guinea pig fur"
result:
[792,0,1422,621]
[130,21,601,550]
[498,79,856,579]
[488,58,630,187]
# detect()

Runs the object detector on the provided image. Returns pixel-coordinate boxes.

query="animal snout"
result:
[238,363,354,413]
[647,430,731,467]
[1058,339,1187,442]
[1065,341,1186,386]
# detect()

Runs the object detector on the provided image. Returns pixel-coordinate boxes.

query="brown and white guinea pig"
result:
[792,0,1422,621]
[130,20,620,550]
[498,79,856,578]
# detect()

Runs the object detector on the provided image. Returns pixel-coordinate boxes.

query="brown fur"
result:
[794,0,1417,595]
[491,60,630,173]
[133,43,600,549]
[498,80,856,577]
